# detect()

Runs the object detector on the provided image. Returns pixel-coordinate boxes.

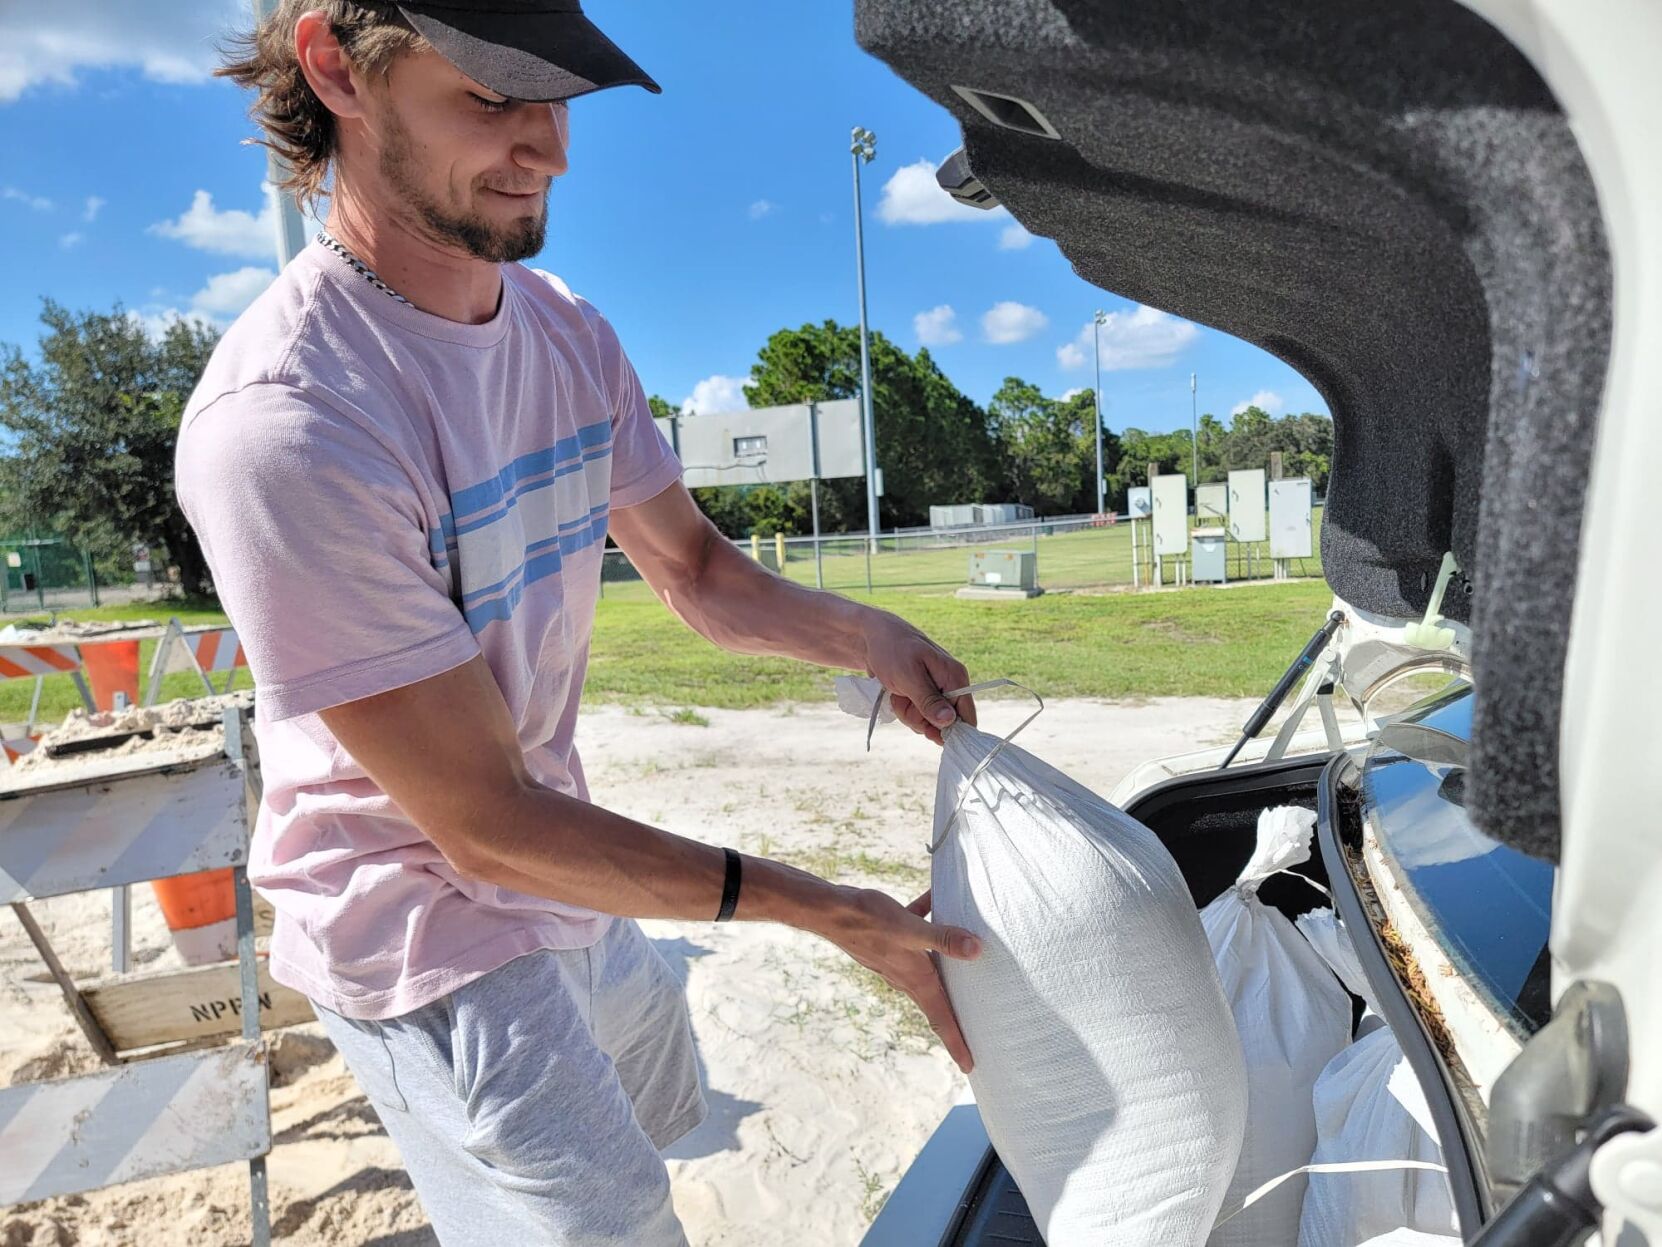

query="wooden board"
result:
[0,1041,269,1204]
[83,961,313,1053]
[0,759,247,903]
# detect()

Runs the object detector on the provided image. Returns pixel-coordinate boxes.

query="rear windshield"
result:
[1360,685,1554,1036]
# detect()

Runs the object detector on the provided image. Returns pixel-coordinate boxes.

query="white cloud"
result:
[681,374,753,416]
[133,265,276,338]
[748,199,775,220]
[998,222,1034,251]
[1057,305,1200,371]
[190,266,276,318]
[1232,390,1285,416]
[878,158,1006,226]
[1059,387,1087,402]
[913,304,962,347]
[82,195,105,222]
[982,301,1047,345]
[58,232,83,249]
[150,190,275,260]
[129,308,215,341]
[0,0,241,102]
[2,186,53,211]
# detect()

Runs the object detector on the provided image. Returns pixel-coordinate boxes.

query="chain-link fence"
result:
[0,535,152,614]
[599,508,1325,599]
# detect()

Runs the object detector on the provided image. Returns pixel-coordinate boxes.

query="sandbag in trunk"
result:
[839,676,1248,1246]
[1296,909,1458,1246]
[1203,807,1354,1247]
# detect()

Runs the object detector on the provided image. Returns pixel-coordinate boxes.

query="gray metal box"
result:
[1152,474,1190,556]
[1269,477,1314,558]
[1195,482,1228,521]
[1127,486,1152,521]
[930,505,979,529]
[974,504,1034,525]
[1228,469,1268,543]
[968,550,1038,591]
[1192,529,1228,583]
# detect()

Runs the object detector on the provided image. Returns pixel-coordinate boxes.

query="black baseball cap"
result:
[396,0,661,102]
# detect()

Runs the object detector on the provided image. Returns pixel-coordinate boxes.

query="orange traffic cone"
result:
[151,868,240,965]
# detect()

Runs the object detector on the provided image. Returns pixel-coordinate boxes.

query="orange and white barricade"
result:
[1,734,40,764]
[0,641,95,742]
[144,619,249,703]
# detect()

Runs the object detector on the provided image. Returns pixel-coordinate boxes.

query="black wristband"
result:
[715,847,742,923]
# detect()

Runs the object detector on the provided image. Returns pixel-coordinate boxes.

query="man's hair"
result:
[217,2,430,213]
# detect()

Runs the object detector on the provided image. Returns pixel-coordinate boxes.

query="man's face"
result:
[361,48,571,264]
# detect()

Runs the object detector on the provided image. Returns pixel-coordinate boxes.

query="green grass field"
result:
[586,579,1333,708]
[0,573,1334,727]
[663,507,1326,598]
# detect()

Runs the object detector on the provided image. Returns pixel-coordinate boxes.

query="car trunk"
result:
[854,0,1611,867]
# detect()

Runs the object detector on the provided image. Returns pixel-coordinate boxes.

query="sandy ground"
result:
[0,692,1252,1247]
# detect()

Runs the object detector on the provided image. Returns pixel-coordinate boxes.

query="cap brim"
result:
[398,6,661,102]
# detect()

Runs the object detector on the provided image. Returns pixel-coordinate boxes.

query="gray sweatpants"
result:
[313,919,707,1246]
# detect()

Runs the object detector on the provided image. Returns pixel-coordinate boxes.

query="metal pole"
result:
[851,128,880,555]
[1190,372,1199,487]
[30,530,44,610]
[1093,311,1106,516]
[810,479,824,590]
[253,0,308,269]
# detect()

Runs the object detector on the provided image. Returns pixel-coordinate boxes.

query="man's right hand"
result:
[811,886,981,1074]
[320,656,986,1072]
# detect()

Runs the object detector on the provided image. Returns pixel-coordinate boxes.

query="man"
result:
[179,2,982,1243]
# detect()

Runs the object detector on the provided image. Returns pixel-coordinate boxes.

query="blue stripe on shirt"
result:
[460,509,610,632]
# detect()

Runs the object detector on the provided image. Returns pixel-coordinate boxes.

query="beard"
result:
[379,107,548,263]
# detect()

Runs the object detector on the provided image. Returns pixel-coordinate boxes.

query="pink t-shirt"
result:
[175,240,681,1019]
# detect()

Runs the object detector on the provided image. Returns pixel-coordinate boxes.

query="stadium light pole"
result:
[851,126,880,553]
[1092,309,1108,515]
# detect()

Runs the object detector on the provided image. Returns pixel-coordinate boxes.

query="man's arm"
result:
[608,482,976,743]
[318,655,982,1071]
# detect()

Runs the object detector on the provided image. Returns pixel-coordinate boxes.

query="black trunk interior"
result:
[856,0,1612,863]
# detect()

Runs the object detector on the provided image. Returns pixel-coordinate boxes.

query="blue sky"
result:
[0,0,1326,431]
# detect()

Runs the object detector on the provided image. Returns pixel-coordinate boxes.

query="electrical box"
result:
[1269,477,1314,558]
[1152,474,1189,557]
[1228,469,1267,543]
[1127,486,1152,521]
[1195,482,1228,522]
[1192,529,1228,583]
[968,550,1038,591]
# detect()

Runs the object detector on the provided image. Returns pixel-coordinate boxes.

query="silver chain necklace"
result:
[315,230,412,305]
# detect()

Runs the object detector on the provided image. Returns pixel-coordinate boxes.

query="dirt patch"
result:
[1139,619,1224,644]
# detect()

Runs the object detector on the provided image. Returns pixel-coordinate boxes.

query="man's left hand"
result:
[861,612,978,745]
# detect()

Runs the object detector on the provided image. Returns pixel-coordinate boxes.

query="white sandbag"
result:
[915,684,1246,1246]
[1203,808,1353,1247]
[1295,910,1458,1246]
[1355,1231,1461,1246]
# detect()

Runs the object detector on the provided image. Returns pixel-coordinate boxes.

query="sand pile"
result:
[12,692,254,774]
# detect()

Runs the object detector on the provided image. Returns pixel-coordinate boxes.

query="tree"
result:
[0,302,219,595]
[988,378,1098,514]
[745,320,999,530]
